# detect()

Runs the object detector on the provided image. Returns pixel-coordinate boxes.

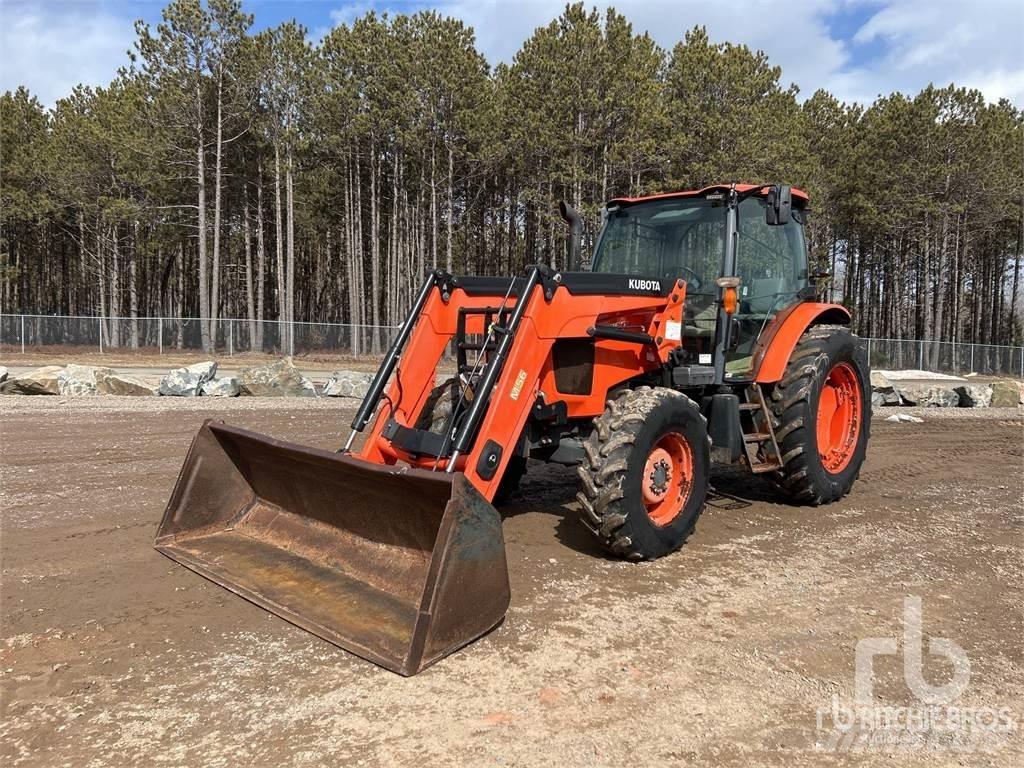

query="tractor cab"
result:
[591,184,811,380]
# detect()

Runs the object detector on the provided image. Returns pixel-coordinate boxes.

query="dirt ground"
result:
[1,396,1022,767]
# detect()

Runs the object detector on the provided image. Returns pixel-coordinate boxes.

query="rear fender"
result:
[753,302,851,383]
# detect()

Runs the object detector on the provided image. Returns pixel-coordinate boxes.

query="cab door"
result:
[724,197,810,380]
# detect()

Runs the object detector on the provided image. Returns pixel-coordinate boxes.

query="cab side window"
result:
[736,198,808,315]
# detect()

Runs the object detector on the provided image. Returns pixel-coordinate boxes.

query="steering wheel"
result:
[671,266,703,292]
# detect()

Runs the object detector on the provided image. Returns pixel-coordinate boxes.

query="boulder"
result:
[0,365,63,395]
[990,379,1022,408]
[201,376,241,397]
[873,369,966,384]
[0,366,7,384]
[871,386,900,406]
[954,384,993,408]
[58,364,110,396]
[323,370,373,398]
[159,361,217,397]
[96,370,158,396]
[872,370,965,407]
[869,370,896,389]
[894,382,961,407]
[237,358,316,397]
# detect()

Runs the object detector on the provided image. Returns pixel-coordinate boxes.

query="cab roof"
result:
[608,183,809,207]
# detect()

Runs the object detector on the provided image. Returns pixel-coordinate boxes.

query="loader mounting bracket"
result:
[382,418,449,458]
[532,397,569,425]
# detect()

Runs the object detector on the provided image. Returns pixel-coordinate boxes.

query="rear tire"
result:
[768,325,870,504]
[576,386,709,560]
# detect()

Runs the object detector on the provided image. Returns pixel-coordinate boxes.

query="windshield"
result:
[591,198,725,295]
[591,196,808,298]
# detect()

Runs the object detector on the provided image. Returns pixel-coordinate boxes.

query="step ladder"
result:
[738,385,783,473]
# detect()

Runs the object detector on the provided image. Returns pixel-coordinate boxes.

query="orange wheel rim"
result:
[642,432,693,526]
[816,362,861,474]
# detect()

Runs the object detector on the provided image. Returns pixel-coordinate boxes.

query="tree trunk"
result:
[175,241,185,349]
[286,147,296,356]
[129,222,139,349]
[243,183,257,351]
[430,144,438,268]
[446,140,454,273]
[196,104,211,352]
[255,162,266,350]
[210,74,224,346]
[370,146,381,354]
[109,223,121,348]
[1011,216,1022,345]
[274,143,286,348]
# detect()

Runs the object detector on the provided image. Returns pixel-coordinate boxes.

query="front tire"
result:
[768,325,871,504]
[576,387,709,560]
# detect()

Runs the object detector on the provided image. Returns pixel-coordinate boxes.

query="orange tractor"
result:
[157,183,870,675]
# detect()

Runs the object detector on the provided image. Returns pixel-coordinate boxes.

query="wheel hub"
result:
[816,361,862,474]
[641,433,694,526]
[644,450,672,502]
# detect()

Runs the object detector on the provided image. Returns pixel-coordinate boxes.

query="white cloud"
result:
[331,0,1024,107]
[2,0,1021,109]
[836,0,1024,105]
[0,0,136,107]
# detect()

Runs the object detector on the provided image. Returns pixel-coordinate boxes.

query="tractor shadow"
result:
[708,465,784,505]
[499,462,609,558]
[499,461,789,558]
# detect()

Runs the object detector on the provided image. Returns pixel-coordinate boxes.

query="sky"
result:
[1,0,1023,109]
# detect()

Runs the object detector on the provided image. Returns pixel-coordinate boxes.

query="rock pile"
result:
[159,361,218,397]
[866,370,1024,408]
[201,376,240,397]
[97,370,157,396]
[237,358,316,397]
[1,359,1021,407]
[1,365,63,395]
[323,370,373,398]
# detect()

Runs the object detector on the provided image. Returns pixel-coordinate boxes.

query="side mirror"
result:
[765,184,792,226]
[559,200,584,271]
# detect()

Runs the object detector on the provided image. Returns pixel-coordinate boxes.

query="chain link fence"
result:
[0,314,397,359]
[2,313,1022,378]
[861,337,1024,379]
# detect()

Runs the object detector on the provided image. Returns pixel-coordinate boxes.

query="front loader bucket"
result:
[155,421,510,676]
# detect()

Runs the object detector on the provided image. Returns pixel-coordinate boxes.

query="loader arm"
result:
[355,266,687,502]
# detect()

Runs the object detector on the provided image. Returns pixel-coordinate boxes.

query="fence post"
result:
[20,314,25,354]
[98,316,103,354]
[867,338,872,367]
[158,317,163,355]
[970,344,975,374]
[228,320,233,356]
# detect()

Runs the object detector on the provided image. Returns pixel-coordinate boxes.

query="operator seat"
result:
[682,294,716,338]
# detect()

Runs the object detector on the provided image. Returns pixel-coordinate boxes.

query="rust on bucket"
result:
[155,420,510,675]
